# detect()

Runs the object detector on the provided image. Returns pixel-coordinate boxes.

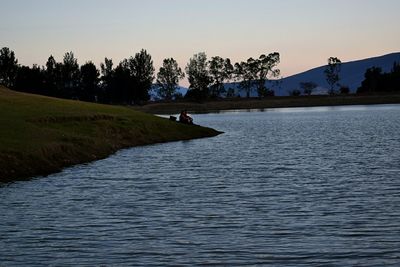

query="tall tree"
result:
[235,58,258,98]
[114,59,132,103]
[185,52,212,100]
[80,61,100,102]
[100,58,114,83]
[156,58,185,100]
[234,53,280,98]
[357,67,382,94]
[100,57,114,103]
[388,62,400,92]
[61,51,80,98]
[128,49,155,103]
[324,57,341,95]
[209,56,233,98]
[0,47,18,87]
[255,52,280,97]
[45,55,62,97]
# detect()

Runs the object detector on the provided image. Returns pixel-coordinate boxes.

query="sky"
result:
[1,0,400,86]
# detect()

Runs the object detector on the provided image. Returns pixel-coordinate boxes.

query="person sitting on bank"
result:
[179,110,193,124]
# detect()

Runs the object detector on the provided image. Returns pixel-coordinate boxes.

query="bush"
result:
[340,86,350,95]
[289,89,301,96]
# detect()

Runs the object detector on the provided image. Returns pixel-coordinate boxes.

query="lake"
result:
[1,105,400,266]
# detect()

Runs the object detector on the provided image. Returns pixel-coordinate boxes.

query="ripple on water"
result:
[1,105,400,266]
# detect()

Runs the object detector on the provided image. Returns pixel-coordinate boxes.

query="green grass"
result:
[0,86,221,183]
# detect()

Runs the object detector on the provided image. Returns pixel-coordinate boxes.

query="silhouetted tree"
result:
[209,56,233,98]
[156,58,185,100]
[100,54,154,104]
[234,58,258,98]
[61,52,80,98]
[128,49,155,103]
[339,86,350,95]
[113,59,132,103]
[226,88,235,98]
[185,52,212,100]
[255,53,280,97]
[357,67,382,94]
[234,53,280,98]
[392,61,400,73]
[100,57,114,103]
[387,62,400,91]
[0,47,18,87]
[289,89,301,96]
[100,58,114,80]
[44,55,62,96]
[80,61,100,102]
[300,81,317,96]
[378,62,400,93]
[324,57,341,95]
[15,64,46,94]
[357,62,400,94]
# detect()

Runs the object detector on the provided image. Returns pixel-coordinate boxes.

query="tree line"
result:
[0,47,156,104]
[356,62,400,94]
[0,47,281,103]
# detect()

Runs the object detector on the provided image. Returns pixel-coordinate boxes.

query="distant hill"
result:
[220,52,400,97]
[274,52,400,96]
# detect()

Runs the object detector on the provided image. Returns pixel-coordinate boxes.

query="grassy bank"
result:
[135,94,400,114]
[0,86,221,183]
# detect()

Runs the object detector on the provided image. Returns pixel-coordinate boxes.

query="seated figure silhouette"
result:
[179,110,193,124]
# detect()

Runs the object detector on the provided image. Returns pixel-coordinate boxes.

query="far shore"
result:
[134,94,400,114]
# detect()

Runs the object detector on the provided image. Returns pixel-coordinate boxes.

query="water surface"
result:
[1,105,400,266]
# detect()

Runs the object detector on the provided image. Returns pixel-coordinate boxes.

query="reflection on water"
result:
[1,105,400,266]
[200,104,392,114]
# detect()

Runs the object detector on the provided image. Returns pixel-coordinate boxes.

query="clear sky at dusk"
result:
[1,0,399,86]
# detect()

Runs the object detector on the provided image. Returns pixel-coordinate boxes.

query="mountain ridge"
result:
[274,52,400,95]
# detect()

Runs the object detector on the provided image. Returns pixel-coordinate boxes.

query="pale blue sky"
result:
[1,0,399,85]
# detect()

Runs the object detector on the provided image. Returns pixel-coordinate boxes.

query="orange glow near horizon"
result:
[2,0,399,87]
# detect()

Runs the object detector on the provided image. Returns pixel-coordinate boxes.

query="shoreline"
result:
[134,94,400,114]
[0,87,221,184]
[0,131,222,185]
